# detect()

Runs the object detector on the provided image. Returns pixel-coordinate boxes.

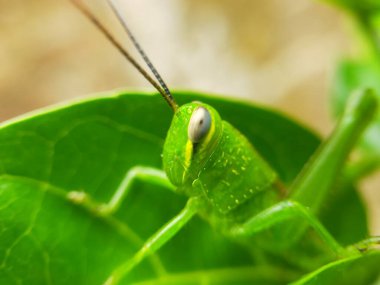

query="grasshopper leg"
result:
[348,236,380,253]
[103,197,202,285]
[290,89,377,212]
[229,200,345,256]
[67,166,174,215]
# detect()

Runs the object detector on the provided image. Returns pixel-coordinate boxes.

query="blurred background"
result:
[0,0,379,234]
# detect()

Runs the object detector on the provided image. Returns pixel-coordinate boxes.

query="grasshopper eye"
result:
[188,107,212,143]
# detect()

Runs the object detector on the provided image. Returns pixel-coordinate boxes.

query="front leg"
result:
[67,166,174,215]
[104,197,202,285]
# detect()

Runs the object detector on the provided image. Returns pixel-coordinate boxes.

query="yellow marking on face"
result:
[182,140,193,182]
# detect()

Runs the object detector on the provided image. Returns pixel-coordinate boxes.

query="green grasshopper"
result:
[70,1,380,284]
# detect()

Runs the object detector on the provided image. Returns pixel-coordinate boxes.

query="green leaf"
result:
[0,91,372,284]
[292,251,380,285]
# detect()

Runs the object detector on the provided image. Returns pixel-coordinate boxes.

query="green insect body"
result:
[163,102,280,227]
[160,101,332,256]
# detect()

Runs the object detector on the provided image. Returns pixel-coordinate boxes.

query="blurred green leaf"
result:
[0,91,373,284]
[292,251,380,285]
[320,0,380,14]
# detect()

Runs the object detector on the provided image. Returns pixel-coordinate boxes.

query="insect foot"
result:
[348,236,380,254]
[67,190,88,204]
[67,190,111,217]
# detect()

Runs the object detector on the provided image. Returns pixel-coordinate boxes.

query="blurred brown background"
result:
[0,0,379,234]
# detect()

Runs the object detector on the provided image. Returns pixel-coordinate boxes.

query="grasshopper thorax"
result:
[163,102,222,190]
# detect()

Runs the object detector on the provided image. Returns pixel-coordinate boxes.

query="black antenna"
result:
[106,0,175,108]
[70,0,178,111]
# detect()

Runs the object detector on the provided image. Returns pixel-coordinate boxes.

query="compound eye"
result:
[188,107,212,143]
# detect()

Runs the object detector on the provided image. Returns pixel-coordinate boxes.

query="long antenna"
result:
[70,0,178,111]
[106,0,175,108]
